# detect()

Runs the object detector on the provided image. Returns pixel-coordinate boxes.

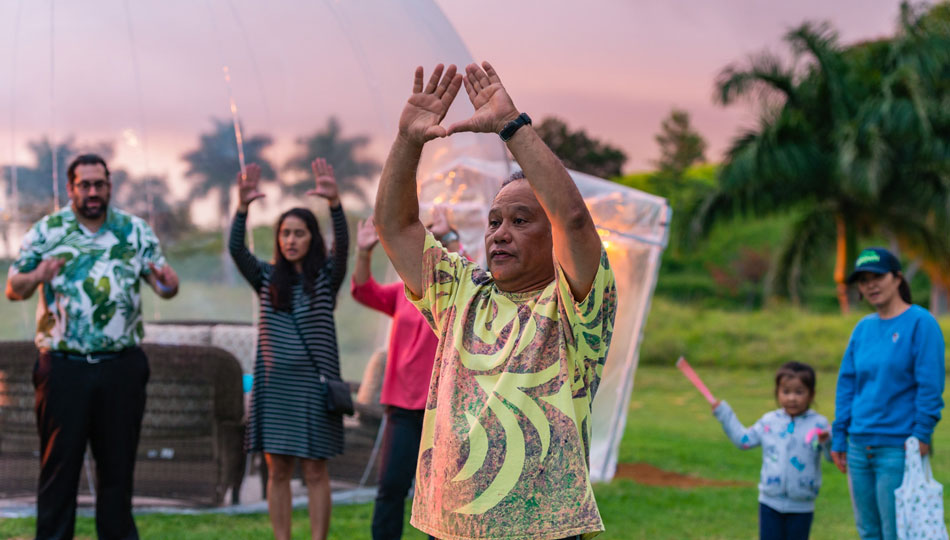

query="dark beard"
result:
[76,197,108,219]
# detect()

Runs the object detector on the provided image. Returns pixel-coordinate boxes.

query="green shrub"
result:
[639,297,950,371]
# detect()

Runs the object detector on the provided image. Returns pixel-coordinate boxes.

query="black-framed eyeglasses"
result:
[74,180,110,192]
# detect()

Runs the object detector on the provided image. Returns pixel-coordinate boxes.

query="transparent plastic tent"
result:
[0,0,506,370]
[0,0,668,509]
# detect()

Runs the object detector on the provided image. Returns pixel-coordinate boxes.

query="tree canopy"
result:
[690,4,950,312]
[182,118,275,226]
[535,117,627,179]
[283,117,380,206]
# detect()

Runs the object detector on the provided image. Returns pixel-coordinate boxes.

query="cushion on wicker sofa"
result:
[143,324,212,346]
[0,341,245,506]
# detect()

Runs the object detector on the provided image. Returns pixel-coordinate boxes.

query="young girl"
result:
[712,361,831,540]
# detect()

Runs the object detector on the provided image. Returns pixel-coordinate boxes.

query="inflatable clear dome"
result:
[0,0,668,507]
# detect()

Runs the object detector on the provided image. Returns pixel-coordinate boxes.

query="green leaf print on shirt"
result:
[109,240,136,263]
[60,249,104,284]
[83,276,117,329]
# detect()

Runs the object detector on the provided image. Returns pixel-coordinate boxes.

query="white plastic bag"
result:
[895,436,949,540]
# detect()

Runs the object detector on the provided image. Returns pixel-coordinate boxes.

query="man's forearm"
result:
[374,133,430,297]
[506,124,601,299]
[505,126,594,234]
[6,271,40,301]
[375,134,424,237]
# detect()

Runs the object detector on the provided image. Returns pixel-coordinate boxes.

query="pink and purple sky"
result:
[1,0,902,208]
[438,0,898,170]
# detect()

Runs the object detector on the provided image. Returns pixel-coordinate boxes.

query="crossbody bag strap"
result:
[287,308,327,384]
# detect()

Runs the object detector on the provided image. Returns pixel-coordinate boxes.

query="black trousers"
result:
[371,406,425,540]
[33,348,149,540]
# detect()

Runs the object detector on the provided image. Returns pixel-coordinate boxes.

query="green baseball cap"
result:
[846,247,901,284]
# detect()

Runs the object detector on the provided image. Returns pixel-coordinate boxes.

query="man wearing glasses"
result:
[6,154,179,540]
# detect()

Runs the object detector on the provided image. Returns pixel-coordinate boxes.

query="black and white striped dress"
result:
[229,206,349,459]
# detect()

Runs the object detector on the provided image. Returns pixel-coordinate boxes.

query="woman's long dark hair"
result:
[896,272,913,304]
[270,208,326,311]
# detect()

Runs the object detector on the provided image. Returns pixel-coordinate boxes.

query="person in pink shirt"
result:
[351,208,461,540]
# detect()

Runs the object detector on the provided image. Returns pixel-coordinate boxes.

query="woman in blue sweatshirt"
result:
[831,247,945,540]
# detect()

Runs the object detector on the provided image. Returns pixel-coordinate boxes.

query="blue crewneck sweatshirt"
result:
[832,305,945,452]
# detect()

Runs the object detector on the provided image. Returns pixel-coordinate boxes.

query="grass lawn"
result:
[4,364,949,539]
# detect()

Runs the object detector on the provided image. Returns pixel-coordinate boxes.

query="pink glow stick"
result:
[676,357,716,405]
[805,427,827,449]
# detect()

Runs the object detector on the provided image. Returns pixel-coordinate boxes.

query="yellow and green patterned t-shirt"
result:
[408,232,617,540]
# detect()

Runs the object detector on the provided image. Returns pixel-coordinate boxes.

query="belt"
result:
[50,349,127,364]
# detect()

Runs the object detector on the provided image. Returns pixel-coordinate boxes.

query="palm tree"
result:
[113,171,193,242]
[692,22,869,311]
[182,118,276,228]
[848,3,950,311]
[283,117,380,207]
[4,137,113,222]
[691,13,950,312]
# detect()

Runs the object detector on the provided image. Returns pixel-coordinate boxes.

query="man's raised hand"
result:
[237,163,265,212]
[398,64,463,145]
[448,62,520,135]
[307,158,340,207]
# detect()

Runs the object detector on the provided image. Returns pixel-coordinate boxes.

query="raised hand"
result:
[34,258,66,283]
[398,64,463,145]
[307,158,340,207]
[237,163,266,212]
[429,205,451,238]
[356,216,378,253]
[448,61,520,135]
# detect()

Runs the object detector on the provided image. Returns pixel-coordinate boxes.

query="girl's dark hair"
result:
[896,272,912,304]
[270,208,326,311]
[775,361,816,397]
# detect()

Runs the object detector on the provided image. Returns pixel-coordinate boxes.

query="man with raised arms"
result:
[374,62,617,540]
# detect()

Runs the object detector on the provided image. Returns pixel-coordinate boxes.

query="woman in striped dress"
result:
[229,159,349,540]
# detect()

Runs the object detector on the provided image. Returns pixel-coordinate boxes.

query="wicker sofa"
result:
[141,321,387,488]
[0,341,245,505]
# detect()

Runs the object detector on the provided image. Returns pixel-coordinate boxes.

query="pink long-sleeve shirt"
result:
[351,275,438,410]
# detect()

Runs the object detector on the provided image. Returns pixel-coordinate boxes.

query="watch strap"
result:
[499,112,532,141]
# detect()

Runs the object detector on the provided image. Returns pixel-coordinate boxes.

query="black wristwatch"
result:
[499,112,532,141]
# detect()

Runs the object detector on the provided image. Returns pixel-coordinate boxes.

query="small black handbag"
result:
[290,311,354,416]
[323,377,355,416]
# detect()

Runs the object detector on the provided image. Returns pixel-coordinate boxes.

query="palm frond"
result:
[715,52,798,107]
[766,205,836,303]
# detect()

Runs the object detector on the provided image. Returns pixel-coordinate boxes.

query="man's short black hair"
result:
[67,154,110,184]
[502,170,526,188]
